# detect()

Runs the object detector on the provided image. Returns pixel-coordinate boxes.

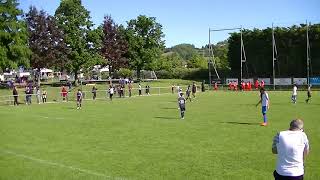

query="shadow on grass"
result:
[220,121,260,126]
[160,107,178,110]
[154,116,177,120]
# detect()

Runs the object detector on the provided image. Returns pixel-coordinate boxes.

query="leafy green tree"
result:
[117,68,132,78]
[188,54,207,68]
[169,44,198,61]
[156,52,183,71]
[0,0,31,71]
[124,15,165,79]
[228,24,320,78]
[55,0,102,80]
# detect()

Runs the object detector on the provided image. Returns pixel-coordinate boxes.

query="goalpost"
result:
[272,23,278,90]
[306,20,311,86]
[208,27,243,89]
[272,21,312,89]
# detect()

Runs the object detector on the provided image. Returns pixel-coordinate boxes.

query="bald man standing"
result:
[272,119,310,180]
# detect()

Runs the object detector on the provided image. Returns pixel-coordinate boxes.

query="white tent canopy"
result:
[40,68,53,73]
[92,65,109,73]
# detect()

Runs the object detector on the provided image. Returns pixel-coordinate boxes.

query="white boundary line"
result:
[0,149,127,180]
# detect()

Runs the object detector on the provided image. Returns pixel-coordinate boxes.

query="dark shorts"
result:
[273,170,303,180]
[307,92,311,98]
[179,104,186,111]
[262,106,267,114]
[110,94,113,98]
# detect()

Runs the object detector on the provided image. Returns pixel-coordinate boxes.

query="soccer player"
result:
[248,81,252,91]
[256,88,269,126]
[305,85,312,103]
[255,80,259,90]
[12,86,19,106]
[291,84,298,104]
[241,81,245,91]
[76,89,83,109]
[214,82,218,90]
[92,86,97,100]
[260,80,265,88]
[61,86,68,101]
[42,89,47,103]
[228,81,232,90]
[185,85,192,102]
[178,93,186,119]
[108,85,114,101]
[192,82,197,98]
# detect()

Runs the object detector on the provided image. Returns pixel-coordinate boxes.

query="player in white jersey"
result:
[108,86,114,101]
[291,84,298,104]
[76,89,83,109]
[256,88,269,126]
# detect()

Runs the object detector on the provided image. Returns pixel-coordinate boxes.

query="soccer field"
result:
[0,91,319,180]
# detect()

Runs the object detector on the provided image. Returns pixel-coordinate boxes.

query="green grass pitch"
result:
[0,91,319,180]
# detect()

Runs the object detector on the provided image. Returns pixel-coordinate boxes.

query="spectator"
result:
[92,86,97,100]
[36,87,41,104]
[128,83,133,97]
[201,81,205,92]
[25,86,31,105]
[138,83,142,96]
[146,85,150,95]
[42,89,47,103]
[272,119,309,180]
[12,86,18,106]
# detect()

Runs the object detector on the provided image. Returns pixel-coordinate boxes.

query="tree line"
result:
[228,24,320,78]
[0,0,165,80]
[1,0,319,82]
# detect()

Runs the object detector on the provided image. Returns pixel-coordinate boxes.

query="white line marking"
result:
[38,115,64,120]
[0,149,127,180]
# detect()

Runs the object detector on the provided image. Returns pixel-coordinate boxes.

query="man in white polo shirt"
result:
[272,119,310,180]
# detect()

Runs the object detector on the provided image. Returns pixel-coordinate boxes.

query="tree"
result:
[156,52,183,71]
[227,24,320,78]
[55,0,102,81]
[170,44,198,61]
[187,54,207,68]
[124,15,165,79]
[101,15,128,76]
[26,6,70,70]
[0,0,31,71]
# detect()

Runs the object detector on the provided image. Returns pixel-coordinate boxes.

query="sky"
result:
[19,0,320,48]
